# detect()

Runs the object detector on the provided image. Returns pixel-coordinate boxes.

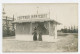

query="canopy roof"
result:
[13,18,61,25]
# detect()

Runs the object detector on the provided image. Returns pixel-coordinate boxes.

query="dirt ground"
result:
[2,33,78,52]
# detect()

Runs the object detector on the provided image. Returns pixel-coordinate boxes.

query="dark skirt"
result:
[38,34,42,41]
[33,31,37,41]
[33,35,37,41]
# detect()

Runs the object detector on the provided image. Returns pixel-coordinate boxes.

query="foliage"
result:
[60,26,78,33]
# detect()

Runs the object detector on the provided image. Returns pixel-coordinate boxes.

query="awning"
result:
[13,18,61,25]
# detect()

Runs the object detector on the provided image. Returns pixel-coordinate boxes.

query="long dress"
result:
[38,32,42,41]
[33,31,37,41]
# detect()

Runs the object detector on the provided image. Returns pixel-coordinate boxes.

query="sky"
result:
[2,3,78,30]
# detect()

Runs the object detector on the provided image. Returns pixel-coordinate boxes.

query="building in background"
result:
[2,8,15,36]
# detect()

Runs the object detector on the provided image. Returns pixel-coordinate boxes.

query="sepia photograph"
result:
[2,3,78,52]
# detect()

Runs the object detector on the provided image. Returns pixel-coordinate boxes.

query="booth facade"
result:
[14,14,60,42]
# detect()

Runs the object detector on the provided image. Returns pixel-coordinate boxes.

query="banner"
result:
[17,14,48,20]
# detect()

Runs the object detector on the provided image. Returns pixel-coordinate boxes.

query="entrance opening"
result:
[36,22,49,35]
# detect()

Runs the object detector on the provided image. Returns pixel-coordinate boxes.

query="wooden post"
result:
[54,24,57,39]
[6,16,8,28]
[13,15,14,30]
[49,21,50,35]
[30,22,32,34]
[6,16,8,35]
[13,15,15,35]
[13,15,14,21]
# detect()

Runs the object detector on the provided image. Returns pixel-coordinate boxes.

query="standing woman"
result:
[38,30,42,41]
[32,27,37,41]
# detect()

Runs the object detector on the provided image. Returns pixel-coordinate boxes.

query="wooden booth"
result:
[13,14,60,42]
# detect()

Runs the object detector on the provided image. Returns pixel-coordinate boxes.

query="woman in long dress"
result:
[38,31,42,41]
[32,28,37,41]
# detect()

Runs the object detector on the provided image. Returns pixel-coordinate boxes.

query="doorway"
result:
[36,22,48,35]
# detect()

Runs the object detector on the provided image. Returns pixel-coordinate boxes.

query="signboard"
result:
[17,14,48,20]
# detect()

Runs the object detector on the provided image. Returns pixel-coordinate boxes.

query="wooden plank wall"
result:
[16,23,30,35]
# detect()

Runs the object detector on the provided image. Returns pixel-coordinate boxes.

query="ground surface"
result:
[3,33,78,52]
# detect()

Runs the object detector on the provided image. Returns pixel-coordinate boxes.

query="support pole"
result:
[54,24,57,39]
[6,16,8,35]
[30,22,32,34]
[49,21,50,35]
[13,15,14,30]
[13,15,15,35]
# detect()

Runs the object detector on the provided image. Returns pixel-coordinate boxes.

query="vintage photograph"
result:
[2,3,78,52]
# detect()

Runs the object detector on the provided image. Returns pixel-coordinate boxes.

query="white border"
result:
[0,0,79,54]
[1,0,79,3]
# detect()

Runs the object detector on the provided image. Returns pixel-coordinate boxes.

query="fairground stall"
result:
[13,14,61,42]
